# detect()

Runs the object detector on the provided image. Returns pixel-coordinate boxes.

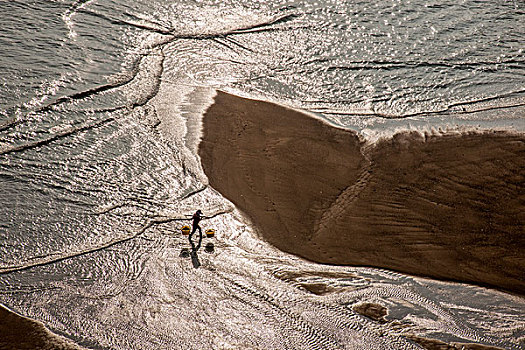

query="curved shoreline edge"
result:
[199,91,525,295]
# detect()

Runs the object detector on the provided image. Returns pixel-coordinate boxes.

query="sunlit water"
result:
[0,0,524,349]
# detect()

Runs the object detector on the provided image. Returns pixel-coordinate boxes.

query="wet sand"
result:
[199,91,525,295]
[0,304,81,350]
[405,335,506,350]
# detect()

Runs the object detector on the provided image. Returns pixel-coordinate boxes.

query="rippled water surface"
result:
[1,0,524,349]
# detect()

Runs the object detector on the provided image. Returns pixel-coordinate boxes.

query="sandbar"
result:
[0,304,81,350]
[199,91,525,295]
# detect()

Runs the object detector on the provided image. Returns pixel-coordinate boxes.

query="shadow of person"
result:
[188,233,203,268]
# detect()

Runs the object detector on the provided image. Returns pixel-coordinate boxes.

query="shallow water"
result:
[0,0,524,349]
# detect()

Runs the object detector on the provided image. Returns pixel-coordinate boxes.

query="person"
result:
[189,209,204,241]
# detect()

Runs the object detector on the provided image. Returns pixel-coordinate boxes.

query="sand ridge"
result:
[199,91,525,295]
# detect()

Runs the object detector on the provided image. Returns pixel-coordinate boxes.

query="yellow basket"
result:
[205,229,215,238]
[181,225,191,235]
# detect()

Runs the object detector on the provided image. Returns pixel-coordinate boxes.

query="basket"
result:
[181,225,191,236]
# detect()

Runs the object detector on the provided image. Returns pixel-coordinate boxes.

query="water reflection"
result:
[179,248,190,258]
[204,243,214,254]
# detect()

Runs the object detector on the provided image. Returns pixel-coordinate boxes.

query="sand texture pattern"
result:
[199,91,525,295]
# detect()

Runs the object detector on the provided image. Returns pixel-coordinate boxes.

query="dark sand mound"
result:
[0,305,81,350]
[199,91,525,294]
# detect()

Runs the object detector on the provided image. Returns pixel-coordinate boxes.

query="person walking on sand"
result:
[189,209,204,241]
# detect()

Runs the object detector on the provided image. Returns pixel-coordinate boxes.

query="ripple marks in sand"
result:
[223,276,344,350]
[222,270,424,350]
